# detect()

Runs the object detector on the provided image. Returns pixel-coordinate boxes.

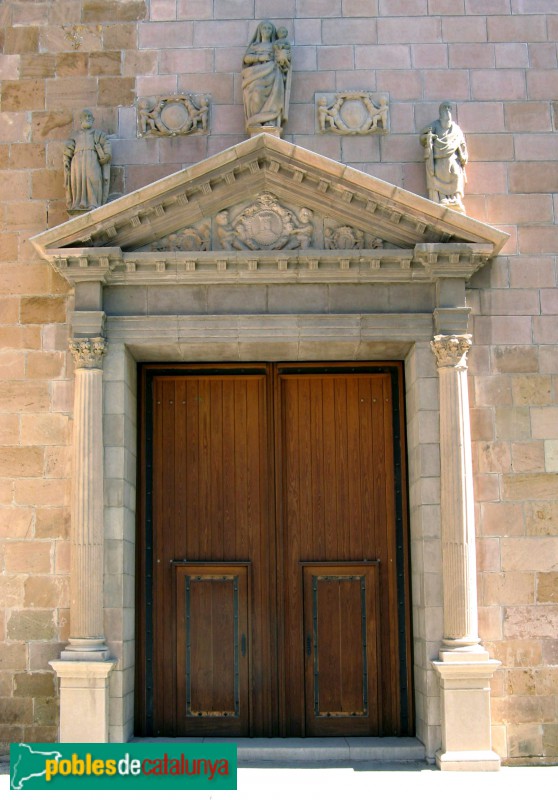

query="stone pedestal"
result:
[431,335,501,771]
[51,336,114,742]
[433,652,501,771]
[247,123,282,138]
[49,660,115,743]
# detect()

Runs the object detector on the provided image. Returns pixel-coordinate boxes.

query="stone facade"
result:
[0,0,557,766]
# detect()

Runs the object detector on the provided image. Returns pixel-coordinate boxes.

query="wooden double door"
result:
[136,364,412,738]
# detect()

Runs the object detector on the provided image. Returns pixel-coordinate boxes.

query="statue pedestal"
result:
[247,124,282,138]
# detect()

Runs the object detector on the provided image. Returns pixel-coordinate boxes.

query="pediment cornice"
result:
[31,133,508,287]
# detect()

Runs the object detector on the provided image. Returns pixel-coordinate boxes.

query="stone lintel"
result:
[50,659,116,743]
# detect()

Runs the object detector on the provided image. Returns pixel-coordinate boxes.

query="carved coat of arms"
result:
[216,193,313,251]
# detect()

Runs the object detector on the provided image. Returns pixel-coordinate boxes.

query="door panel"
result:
[277,371,400,735]
[150,370,275,736]
[175,563,250,736]
[302,564,380,736]
[139,364,411,738]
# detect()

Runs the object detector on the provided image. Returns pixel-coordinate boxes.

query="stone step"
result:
[134,737,426,765]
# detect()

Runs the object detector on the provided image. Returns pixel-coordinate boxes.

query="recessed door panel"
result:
[302,564,380,736]
[175,563,250,736]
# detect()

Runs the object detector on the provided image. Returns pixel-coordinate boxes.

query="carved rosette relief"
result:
[316,92,389,135]
[150,223,210,252]
[324,224,384,250]
[216,193,313,251]
[69,337,107,369]
[137,94,209,137]
[431,334,472,369]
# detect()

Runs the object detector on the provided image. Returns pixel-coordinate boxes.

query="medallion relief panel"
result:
[137,94,210,137]
[316,92,389,135]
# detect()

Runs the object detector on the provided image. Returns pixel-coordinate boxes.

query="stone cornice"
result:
[43,243,494,287]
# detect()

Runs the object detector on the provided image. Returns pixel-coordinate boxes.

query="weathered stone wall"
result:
[0,0,557,761]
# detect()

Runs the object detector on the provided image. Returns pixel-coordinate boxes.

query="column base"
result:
[433,650,501,771]
[50,659,116,743]
[61,637,111,661]
[436,750,501,772]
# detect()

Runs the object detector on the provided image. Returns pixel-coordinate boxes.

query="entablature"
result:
[44,243,494,287]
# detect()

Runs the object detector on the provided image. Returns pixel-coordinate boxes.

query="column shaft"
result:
[438,361,478,646]
[70,367,104,641]
[64,336,109,657]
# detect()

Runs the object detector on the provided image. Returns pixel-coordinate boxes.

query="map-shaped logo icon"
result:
[10,743,63,790]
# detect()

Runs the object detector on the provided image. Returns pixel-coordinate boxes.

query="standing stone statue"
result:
[242,21,292,137]
[63,109,111,215]
[420,101,468,213]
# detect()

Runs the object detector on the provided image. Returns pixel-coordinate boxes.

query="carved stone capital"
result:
[69,337,107,369]
[431,334,471,369]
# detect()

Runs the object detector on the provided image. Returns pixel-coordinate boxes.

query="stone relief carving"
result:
[431,334,472,368]
[63,109,111,215]
[216,193,313,250]
[131,206,395,254]
[325,225,364,249]
[324,225,384,250]
[150,223,210,252]
[242,21,292,136]
[69,337,107,369]
[137,94,209,137]
[420,101,468,213]
[317,92,389,135]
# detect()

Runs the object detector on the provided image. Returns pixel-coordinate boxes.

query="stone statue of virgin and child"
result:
[242,20,292,136]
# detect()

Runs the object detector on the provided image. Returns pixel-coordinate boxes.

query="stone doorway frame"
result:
[31,135,507,768]
[42,298,502,771]
[92,311,497,769]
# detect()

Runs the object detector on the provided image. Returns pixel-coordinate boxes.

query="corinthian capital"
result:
[431,334,472,369]
[69,337,107,369]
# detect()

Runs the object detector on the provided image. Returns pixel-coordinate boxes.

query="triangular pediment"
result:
[32,134,507,285]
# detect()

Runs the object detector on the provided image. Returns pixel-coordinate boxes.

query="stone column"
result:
[430,334,500,771]
[50,336,115,742]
